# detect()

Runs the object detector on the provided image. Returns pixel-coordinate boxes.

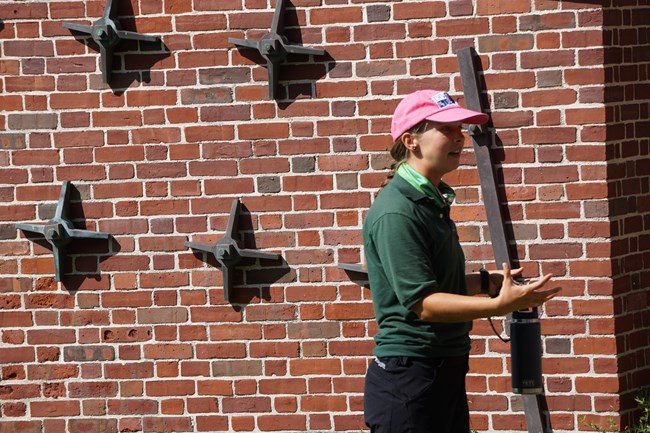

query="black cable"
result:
[488,316,510,343]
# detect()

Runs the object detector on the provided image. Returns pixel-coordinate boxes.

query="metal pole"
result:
[457,46,552,433]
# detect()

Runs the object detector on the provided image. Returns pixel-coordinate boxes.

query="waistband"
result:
[376,355,468,367]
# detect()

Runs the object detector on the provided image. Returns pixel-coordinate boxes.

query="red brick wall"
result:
[1,1,648,432]
[600,3,650,430]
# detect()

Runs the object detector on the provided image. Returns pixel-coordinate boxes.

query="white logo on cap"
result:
[432,92,457,108]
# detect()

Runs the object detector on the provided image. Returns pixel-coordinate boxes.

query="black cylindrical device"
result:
[510,308,543,394]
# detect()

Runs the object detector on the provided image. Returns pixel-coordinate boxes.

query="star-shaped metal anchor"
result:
[16,181,110,282]
[62,0,159,83]
[228,0,326,99]
[185,199,281,303]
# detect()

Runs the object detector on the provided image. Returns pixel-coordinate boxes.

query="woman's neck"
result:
[406,160,441,187]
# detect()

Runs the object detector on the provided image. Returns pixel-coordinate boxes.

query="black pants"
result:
[364,356,470,433]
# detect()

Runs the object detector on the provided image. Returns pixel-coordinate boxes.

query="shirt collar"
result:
[394,164,456,208]
[389,171,455,210]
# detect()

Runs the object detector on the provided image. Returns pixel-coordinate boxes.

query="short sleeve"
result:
[369,212,439,309]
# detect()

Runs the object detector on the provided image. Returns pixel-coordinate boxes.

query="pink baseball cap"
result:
[390,90,489,141]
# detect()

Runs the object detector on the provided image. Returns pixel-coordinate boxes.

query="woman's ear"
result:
[401,132,418,152]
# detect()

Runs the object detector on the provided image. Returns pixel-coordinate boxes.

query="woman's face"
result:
[406,121,466,183]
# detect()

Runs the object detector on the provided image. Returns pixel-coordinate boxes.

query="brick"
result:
[208,324,261,341]
[394,2,446,19]
[1,402,27,417]
[107,399,158,415]
[196,343,246,359]
[316,80,368,98]
[479,34,534,52]
[27,329,75,345]
[208,360,261,378]
[141,199,189,216]
[54,130,104,148]
[324,303,375,320]
[131,128,182,145]
[570,260,613,277]
[522,89,577,107]
[142,416,193,432]
[0,384,40,399]
[138,307,188,324]
[95,146,145,163]
[564,30,603,48]
[0,168,29,184]
[13,149,60,166]
[573,299,615,316]
[521,50,575,68]
[102,291,152,308]
[99,255,151,273]
[92,110,143,127]
[181,87,232,105]
[0,133,26,150]
[300,395,347,412]
[195,416,229,432]
[448,0,473,16]
[566,107,607,124]
[185,125,235,142]
[146,380,195,396]
[238,122,289,140]
[566,182,609,200]
[317,118,369,137]
[8,113,57,130]
[144,344,193,360]
[437,18,489,36]
[476,0,531,14]
[5,76,55,92]
[521,127,576,144]
[575,376,620,393]
[68,419,118,433]
[139,272,188,288]
[127,90,178,107]
[0,309,33,328]
[519,13,576,31]
[183,397,217,414]
[64,346,115,362]
[484,72,536,91]
[27,364,79,381]
[30,400,80,417]
[222,396,271,413]
[50,92,100,109]
[102,327,152,343]
[257,415,307,431]
[524,166,579,184]
[46,57,95,74]
[69,381,118,398]
[310,7,362,24]
[565,68,605,86]
[25,292,75,309]
[356,59,407,77]
[138,236,187,252]
[198,67,251,85]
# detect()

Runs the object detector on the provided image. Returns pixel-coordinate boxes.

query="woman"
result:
[362,90,560,433]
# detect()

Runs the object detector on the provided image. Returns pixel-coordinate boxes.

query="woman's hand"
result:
[494,263,561,316]
[484,266,524,298]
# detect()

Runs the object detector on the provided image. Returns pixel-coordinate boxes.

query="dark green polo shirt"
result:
[363,174,471,358]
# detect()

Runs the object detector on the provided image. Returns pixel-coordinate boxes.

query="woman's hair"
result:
[381,120,429,188]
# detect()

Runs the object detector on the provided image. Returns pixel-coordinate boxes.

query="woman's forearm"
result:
[412,292,502,323]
